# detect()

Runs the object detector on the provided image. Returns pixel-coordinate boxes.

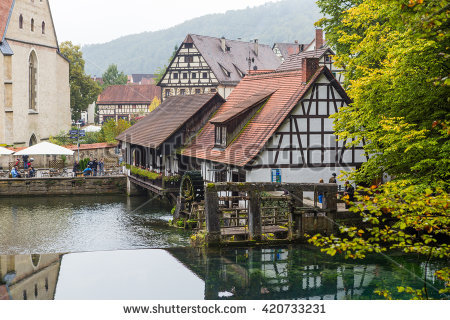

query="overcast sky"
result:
[50,0,281,46]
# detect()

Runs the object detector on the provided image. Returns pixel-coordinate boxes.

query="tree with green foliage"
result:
[49,130,73,146]
[102,64,128,89]
[154,45,179,84]
[309,0,450,299]
[148,96,161,113]
[60,41,102,121]
[100,119,131,143]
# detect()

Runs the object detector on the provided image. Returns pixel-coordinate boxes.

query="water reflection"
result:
[0,253,61,300]
[1,246,445,300]
[0,195,190,254]
[168,246,447,300]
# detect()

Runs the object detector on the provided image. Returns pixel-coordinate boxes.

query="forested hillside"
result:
[82,0,320,75]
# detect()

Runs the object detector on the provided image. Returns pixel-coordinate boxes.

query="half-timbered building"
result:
[157,34,281,101]
[97,84,161,124]
[182,59,365,188]
[117,93,225,176]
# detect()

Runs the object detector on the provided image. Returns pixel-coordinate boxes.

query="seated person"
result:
[73,161,80,175]
[83,167,93,176]
[28,166,36,178]
[11,166,21,178]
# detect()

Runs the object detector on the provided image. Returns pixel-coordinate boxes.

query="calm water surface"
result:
[0,195,189,254]
[0,196,447,300]
[0,246,446,300]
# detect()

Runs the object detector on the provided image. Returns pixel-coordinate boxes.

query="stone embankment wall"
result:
[0,176,126,197]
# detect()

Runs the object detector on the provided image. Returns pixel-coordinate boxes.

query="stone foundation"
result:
[0,176,126,197]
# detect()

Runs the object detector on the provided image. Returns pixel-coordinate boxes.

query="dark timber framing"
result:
[248,82,364,170]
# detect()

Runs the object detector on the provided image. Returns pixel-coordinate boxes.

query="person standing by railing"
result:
[99,158,104,176]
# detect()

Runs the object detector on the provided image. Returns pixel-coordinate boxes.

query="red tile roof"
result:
[182,67,333,167]
[8,143,117,152]
[0,0,14,42]
[210,90,275,124]
[97,84,161,105]
[65,143,118,151]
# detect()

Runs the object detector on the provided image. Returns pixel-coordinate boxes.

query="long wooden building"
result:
[116,93,225,176]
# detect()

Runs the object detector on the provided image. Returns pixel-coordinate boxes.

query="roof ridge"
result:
[244,68,302,79]
[190,33,272,47]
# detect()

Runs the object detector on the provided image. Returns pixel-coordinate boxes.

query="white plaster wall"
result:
[0,0,70,146]
[247,166,355,189]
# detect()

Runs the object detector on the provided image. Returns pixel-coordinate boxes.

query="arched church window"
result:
[31,18,34,31]
[42,21,45,34]
[29,134,37,146]
[29,52,38,110]
[19,15,23,29]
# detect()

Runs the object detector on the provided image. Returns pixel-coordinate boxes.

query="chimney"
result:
[301,57,320,83]
[221,36,226,52]
[315,29,324,49]
[254,39,259,56]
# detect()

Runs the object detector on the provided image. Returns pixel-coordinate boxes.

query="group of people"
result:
[73,158,105,177]
[318,173,355,209]
[10,155,36,178]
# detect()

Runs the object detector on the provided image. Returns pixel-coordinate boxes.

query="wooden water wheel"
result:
[179,171,204,213]
[173,171,205,224]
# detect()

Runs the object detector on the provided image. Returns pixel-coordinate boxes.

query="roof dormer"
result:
[218,63,231,77]
[211,90,275,149]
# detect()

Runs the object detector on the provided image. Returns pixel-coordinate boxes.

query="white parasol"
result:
[0,146,14,155]
[14,142,74,156]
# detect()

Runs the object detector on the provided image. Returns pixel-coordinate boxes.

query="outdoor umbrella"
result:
[13,142,74,156]
[0,146,14,155]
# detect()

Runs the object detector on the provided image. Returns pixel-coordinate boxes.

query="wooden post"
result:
[290,190,304,239]
[248,191,262,241]
[205,189,221,244]
[324,185,338,234]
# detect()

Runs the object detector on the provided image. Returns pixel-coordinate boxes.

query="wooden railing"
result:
[203,182,338,244]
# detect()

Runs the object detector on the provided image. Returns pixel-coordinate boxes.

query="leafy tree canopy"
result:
[309,0,450,299]
[60,41,102,121]
[101,64,128,89]
[100,119,131,143]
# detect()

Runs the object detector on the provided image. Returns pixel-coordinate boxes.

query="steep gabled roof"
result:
[189,34,282,85]
[116,93,225,148]
[210,90,275,124]
[97,84,161,105]
[277,47,334,72]
[273,42,309,59]
[182,67,348,167]
[0,0,14,43]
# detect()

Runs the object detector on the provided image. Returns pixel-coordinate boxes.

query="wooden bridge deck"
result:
[128,174,178,196]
